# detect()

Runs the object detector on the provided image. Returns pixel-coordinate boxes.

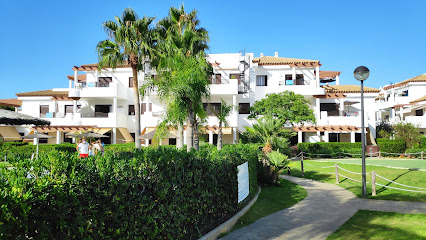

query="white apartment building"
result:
[1,52,380,145]
[376,73,426,133]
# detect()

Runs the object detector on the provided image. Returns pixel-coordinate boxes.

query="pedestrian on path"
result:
[76,137,89,158]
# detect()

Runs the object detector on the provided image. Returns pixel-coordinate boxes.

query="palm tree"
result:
[142,5,210,151]
[97,8,155,149]
[244,117,290,154]
[209,99,233,150]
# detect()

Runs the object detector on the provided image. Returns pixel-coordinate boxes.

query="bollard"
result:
[301,152,304,177]
[4,154,7,162]
[370,149,373,158]
[335,164,339,184]
[378,151,381,158]
[372,171,376,196]
[421,151,424,160]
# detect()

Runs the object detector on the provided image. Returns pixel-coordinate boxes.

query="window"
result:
[141,103,153,115]
[65,105,81,113]
[295,74,304,85]
[256,75,267,86]
[39,138,48,144]
[95,105,111,118]
[329,133,339,142]
[355,133,362,142]
[285,74,293,85]
[203,103,221,116]
[416,109,423,116]
[98,77,112,87]
[40,105,49,114]
[128,105,135,115]
[169,138,176,145]
[239,103,250,114]
[402,90,408,96]
[129,77,133,88]
[63,133,72,143]
[210,74,222,84]
[320,103,339,116]
[130,133,135,142]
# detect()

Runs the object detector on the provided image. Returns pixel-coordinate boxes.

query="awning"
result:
[118,128,134,143]
[0,126,22,141]
[90,128,111,134]
[411,104,426,111]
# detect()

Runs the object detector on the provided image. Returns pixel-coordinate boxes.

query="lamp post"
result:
[354,66,370,196]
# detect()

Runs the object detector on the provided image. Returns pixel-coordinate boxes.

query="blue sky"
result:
[1,0,425,99]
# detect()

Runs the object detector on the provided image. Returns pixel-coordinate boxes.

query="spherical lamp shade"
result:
[354,66,370,81]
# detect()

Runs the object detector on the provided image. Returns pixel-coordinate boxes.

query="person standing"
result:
[77,137,90,158]
[93,140,101,155]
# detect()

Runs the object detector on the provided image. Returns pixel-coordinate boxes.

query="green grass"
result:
[289,160,426,202]
[327,210,426,240]
[220,179,307,237]
[0,161,9,168]
[318,158,426,170]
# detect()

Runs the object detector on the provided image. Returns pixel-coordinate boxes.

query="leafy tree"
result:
[393,122,422,148]
[209,99,233,150]
[376,120,393,139]
[248,91,316,125]
[244,117,293,154]
[142,5,210,151]
[97,8,156,149]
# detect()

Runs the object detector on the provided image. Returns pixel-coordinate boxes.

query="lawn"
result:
[220,178,307,237]
[327,210,426,240]
[317,158,426,170]
[288,160,426,202]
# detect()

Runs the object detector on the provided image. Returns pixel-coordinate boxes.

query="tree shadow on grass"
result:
[376,169,412,194]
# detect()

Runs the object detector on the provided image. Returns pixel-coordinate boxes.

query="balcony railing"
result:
[40,112,66,118]
[81,112,109,118]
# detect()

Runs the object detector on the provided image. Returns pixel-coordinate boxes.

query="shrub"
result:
[376,138,406,156]
[297,142,362,158]
[0,143,76,162]
[0,144,259,239]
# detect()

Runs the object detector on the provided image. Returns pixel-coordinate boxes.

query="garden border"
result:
[199,185,261,240]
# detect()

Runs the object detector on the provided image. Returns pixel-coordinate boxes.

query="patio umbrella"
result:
[0,109,50,126]
[66,132,109,138]
[21,133,54,159]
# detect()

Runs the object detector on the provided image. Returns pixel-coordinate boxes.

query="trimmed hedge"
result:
[376,138,406,156]
[0,143,76,162]
[297,142,362,158]
[0,144,259,239]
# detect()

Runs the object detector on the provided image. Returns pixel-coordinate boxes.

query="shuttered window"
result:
[256,75,267,86]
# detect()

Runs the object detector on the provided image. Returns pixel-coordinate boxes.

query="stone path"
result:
[220,175,426,240]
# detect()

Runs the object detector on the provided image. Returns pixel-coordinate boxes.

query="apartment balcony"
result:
[319,111,363,127]
[209,79,239,95]
[404,116,426,128]
[69,82,127,99]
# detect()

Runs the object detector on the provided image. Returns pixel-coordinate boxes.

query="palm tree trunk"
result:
[186,111,194,152]
[131,64,141,149]
[177,124,183,149]
[193,118,199,151]
[217,121,223,150]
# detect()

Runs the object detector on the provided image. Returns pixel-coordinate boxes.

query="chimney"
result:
[260,53,264,57]
[274,52,278,57]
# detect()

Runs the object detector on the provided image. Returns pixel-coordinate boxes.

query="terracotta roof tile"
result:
[0,98,22,107]
[322,85,380,93]
[73,62,131,71]
[410,95,426,104]
[67,74,87,81]
[384,73,426,90]
[319,71,341,80]
[16,89,69,97]
[252,56,321,67]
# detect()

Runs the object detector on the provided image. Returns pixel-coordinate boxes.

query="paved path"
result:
[221,175,426,240]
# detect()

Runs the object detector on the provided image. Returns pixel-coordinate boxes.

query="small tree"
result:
[209,99,233,150]
[249,91,316,125]
[244,117,292,154]
[376,120,393,139]
[393,122,422,148]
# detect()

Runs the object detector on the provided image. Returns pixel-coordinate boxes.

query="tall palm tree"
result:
[209,99,233,150]
[142,5,210,151]
[97,8,155,149]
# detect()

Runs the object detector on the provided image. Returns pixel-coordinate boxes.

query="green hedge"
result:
[376,138,406,156]
[0,144,259,239]
[297,142,362,158]
[0,143,76,162]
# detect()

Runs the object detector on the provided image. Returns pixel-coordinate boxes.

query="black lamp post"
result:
[354,66,370,196]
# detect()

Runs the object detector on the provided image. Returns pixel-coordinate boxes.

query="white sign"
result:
[237,161,249,203]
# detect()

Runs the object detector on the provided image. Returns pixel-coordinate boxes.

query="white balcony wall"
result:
[404,116,426,128]
[209,78,239,95]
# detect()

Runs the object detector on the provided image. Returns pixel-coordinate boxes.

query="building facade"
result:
[3,52,381,145]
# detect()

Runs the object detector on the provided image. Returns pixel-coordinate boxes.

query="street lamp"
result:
[354,66,370,196]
